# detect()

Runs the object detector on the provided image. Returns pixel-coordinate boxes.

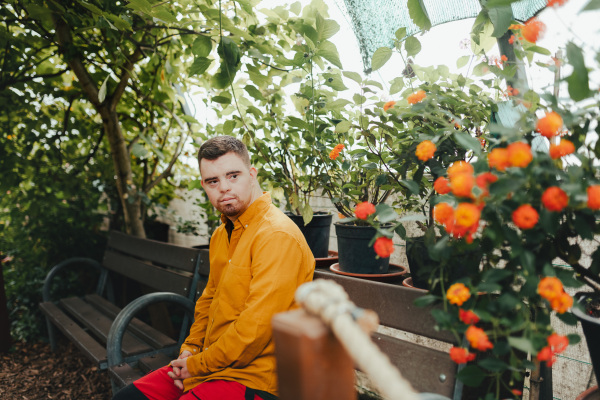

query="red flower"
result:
[383,100,396,111]
[459,309,480,325]
[522,18,546,43]
[373,237,395,258]
[547,0,568,6]
[507,142,533,168]
[512,389,523,396]
[550,292,573,314]
[537,346,556,366]
[488,148,510,171]
[508,35,516,44]
[541,187,569,212]
[450,173,475,198]
[447,161,474,178]
[449,347,476,364]
[512,204,539,229]
[547,333,569,354]
[476,172,498,189]
[446,283,471,306]
[415,140,436,161]
[329,143,345,160]
[588,185,600,210]
[355,202,376,220]
[433,177,451,194]
[549,139,575,159]
[434,203,454,225]
[466,325,494,351]
[538,276,563,301]
[536,111,563,138]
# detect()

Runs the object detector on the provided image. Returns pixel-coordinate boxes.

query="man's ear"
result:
[249,166,258,180]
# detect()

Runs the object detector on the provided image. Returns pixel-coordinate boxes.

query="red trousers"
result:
[132,366,264,400]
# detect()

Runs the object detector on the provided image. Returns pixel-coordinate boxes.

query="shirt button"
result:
[204,348,208,351]
[229,259,231,263]
[245,224,248,228]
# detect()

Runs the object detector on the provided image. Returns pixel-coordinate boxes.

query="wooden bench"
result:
[39,230,210,394]
[273,270,553,400]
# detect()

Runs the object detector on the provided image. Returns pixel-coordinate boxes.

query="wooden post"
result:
[272,308,357,400]
[0,257,12,352]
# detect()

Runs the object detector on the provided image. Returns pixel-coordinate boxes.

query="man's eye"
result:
[230,174,238,179]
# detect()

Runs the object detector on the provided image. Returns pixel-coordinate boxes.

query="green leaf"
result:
[316,13,340,41]
[125,0,152,13]
[404,36,421,57]
[335,120,352,133]
[566,42,590,101]
[151,7,178,23]
[413,294,439,307]
[375,203,398,223]
[583,0,600,10]
[323,73,348,91]
[192,35,213,58]
[302,202,314,225]
[353,93,366,105]
[556,311,578,326]
[456,55,470,69]
[190,57,213,76]
[567,333,581,345]
[454,132,482,155]
[188,179,203,190]
[389,77,404,95]
[244,85,265,101]
[527,45,551,56]
[371,47,392,71]
[395,27,407,40]
[223,119,235,134]
[399,179,420,195]
[131,143,148,158]
[181,115,199,124]
[508,336,536,354]
[407,0,431,31]
[98,75,109,103]
[342,71,362,84]
[316,40,343,69]
[212,95,231,104]
[457,366,485,387]
[478,357,509,372]
[488,7,513,38]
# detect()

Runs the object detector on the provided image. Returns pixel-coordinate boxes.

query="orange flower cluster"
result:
[415,140,436,161]
[475,172,498,199]
[536,111,563,138]
[433,177,451,194]
[521,18,546,43]
[588,185,600,210]
[449,347,476,364]
[329,143,345,160]
[466,325,494,351]
[537,276,573,314]
[354,202,376,220]
[487,142,532,171]
[373,237,394,258]
[459,309,480,325]
[446,283,471,306]
[549,139,575,159]
[508,35,516,44]
[434,202,454,225]
[542,187,569,212]
[407,90,426,104]
[447,161,476,199]
[537,333,569,366]
[506,85,519,96]
[434,202,481,243]
[383,100,396,111]
[512,204,539,230]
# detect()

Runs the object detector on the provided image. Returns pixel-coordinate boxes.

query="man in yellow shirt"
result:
[112,136,315,400]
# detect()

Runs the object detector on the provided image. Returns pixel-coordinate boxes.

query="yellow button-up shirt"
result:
[180,193,315,395]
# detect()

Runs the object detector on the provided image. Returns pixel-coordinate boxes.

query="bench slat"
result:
[107,231,201,273]
[85,294,177,349]
[138,353,172,375]
[314,270,457,344]
[39,301,108,368]
[372,332,456,397]
[59,297,153,356]
[109,364,145,389]
[102,251,193,296]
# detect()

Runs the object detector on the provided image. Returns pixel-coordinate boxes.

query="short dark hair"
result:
[197,135,250,167]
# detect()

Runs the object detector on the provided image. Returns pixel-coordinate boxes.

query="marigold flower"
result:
[466,325,494,351]
[507,142,533,168]
[450,173,475,198]
[447,161,474,178]
[383,100,396,111]
[512,204,539,230]
[550,292,573,314]
[329,144,345,160]
[407,90,426,104]
[549,139,575,159]
[449,347,476,364]
[434,177,451,194]
[588,185,600,210]
[355,202,376,220]
[446,283,471,306]
[547,333,569,353]
[537,346,556,366]
[454,203,481,230]
[542,186,569,212]
[538,277,564,301]
[459,309,480,325]
[373,237,395,258]
[488,148,510,171]
[415,140,436,161]
[536,111,563,138]
[521,18,546,43]
[434,203,454,225]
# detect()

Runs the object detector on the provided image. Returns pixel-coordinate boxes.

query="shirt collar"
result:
[220,192,271,228]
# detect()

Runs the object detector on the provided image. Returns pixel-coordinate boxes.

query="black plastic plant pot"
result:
[572,292,600,384]
[286,212,333,259]
[334,222,390,274]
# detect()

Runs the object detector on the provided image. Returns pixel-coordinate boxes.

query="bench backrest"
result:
[313,270,460,398]
[103,231,210,300]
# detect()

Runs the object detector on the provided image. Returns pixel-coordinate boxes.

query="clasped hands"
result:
[168,350,193,390]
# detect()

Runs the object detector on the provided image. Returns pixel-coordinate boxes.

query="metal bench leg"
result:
[45,316,57,351]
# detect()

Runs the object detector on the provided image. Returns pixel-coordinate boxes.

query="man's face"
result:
[200,152,257,221]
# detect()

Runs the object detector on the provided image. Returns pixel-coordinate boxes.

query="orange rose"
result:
[536,111,563,138]
[549,139,575,159]
[507,142,533,168]
[541,186,569,212]
[550,292,573,314]
[488,148,510,171]
[434,203,454,225]
[449,347,476,364]
[588,185,600,210]
[373,237,395,258]
[521,18,546,43]
[454,203,481,230]
[459,309,480,325]
[434,177,451,194]
[512,204,539,229]
[450,173,475,198]
[447,161,474,178]
[355,202,376,220]
[415,140,436,161]
[446,283,471,306]
[538,276,563,301]
[466,325,494,351]
[407,90,426,104]
[383,100,396,111]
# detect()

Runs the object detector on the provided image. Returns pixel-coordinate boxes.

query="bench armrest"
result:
[42,257,109,302]
[106,292,195,368]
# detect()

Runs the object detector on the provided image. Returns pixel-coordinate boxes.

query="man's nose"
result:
[219,179,231,192]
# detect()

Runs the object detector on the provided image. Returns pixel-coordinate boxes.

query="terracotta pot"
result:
[576,386,600,400]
